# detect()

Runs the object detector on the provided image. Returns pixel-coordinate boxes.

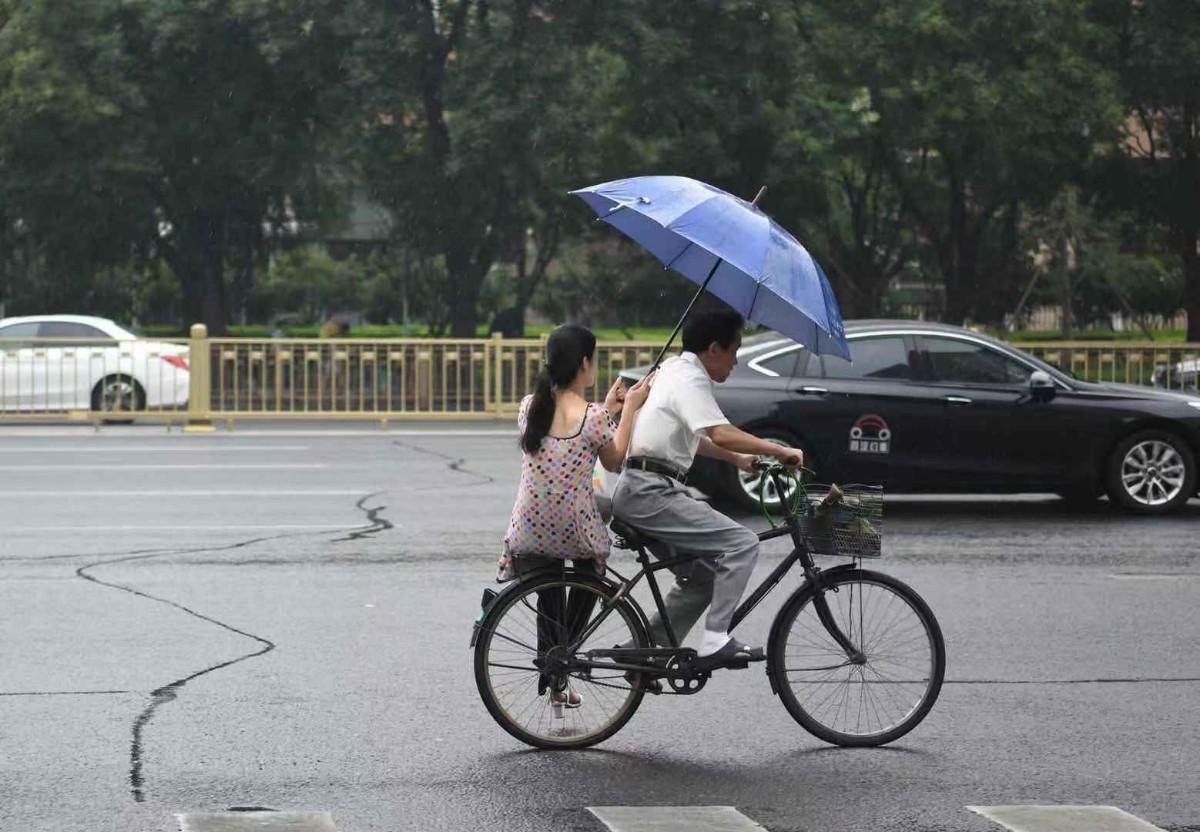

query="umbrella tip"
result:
[751,186,767,206]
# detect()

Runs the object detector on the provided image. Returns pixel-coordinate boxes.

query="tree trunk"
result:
[447,253,487,338]
[173,212,229,335]
[448,278,479,338]
[1183,234,1200,342]
[940,170,970,325]
[1059,188,1077,338]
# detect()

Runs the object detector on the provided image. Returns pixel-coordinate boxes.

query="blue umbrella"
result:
[571,175,850,364]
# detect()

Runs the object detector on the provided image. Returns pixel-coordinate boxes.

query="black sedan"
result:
[622,320,1200,515]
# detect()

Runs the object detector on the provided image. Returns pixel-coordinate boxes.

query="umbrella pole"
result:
[649,258,722,371]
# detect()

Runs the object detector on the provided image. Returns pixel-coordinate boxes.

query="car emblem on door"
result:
[850,414,891,454]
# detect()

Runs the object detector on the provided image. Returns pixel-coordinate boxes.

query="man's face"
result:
[703,336,741,382]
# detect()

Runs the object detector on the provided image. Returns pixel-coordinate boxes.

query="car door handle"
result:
[944,395,973,406]
[799,386,829,395]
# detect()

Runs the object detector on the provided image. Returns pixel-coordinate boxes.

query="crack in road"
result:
[392,440,495,487]
[333,491,395,542]
[70,494,394,803]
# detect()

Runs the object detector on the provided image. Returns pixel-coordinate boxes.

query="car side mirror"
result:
[1028,370,1056,402]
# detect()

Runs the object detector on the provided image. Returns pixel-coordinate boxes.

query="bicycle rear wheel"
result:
[769,568,944,747]
[474,569,649,749]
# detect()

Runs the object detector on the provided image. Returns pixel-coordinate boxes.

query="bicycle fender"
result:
[764,562,861,695]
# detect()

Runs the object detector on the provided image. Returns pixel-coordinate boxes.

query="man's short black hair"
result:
[682,310,744,354]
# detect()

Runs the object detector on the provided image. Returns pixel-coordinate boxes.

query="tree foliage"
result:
[0,0,1193,335]
[0,0,349,332]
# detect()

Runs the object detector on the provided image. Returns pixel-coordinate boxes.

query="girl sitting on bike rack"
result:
[499,324,653,710]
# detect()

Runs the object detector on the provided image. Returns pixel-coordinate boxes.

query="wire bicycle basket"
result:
[797,484,883,558]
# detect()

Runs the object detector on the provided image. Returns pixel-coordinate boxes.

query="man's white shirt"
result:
[627,351,729,472]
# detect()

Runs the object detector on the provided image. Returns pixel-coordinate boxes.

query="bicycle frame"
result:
[566,470,865,672]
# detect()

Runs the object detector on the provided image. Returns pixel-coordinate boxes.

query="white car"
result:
[0,315,189,414]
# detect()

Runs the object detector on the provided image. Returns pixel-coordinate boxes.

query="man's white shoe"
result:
[693,638,766,671]
[698,630,732,657]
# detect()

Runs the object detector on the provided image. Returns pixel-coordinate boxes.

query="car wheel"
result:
[91,375,145,422]
[1104,429,1197,515]
[719,427,811,513]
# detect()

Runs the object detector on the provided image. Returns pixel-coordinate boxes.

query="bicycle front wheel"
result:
[474,569,649,749]
[769,568,944,747]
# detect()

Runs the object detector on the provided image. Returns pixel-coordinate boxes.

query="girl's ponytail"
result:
[521,366,556,454]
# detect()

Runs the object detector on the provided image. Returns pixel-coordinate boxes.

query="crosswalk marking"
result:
[176,811,338,832]
[588,806,768,832]
[968,805,1166,832]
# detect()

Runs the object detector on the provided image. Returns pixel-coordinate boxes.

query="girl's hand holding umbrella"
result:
[604,372,654,417]
[623,372,655,414]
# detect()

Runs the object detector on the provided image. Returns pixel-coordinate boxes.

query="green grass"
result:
[137,321,1189,344]
[1001,328,1187,343]
[138,323,674,340]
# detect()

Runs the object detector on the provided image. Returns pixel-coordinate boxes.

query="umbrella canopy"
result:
[571,175,850,360]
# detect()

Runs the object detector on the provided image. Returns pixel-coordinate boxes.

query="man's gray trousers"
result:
[611,467,759,645]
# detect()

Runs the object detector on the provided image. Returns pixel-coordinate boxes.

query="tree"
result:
[0,0,351,332]
[593,1,868,311]
[1093,0,1200,340]
[348,1,629,337]
[812,0,1120,325]
[0,0,154,315]
[800,93,916,318]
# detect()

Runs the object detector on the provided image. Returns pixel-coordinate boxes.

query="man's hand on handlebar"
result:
[774,446,804,469]
[752,448,805,471]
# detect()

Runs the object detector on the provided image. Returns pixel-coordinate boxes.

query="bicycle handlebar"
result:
[751,456,811,475]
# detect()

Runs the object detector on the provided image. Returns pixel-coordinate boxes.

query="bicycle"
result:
[471,460,945,749]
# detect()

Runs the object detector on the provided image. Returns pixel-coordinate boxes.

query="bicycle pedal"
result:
[726,660,749,670]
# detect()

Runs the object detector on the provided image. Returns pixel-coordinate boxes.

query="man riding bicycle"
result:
[612,310,804,670]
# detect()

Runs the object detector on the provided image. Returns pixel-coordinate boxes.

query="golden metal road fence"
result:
[2,326,1196,428]
[1023,342,1200,390]
[190,328,662,428]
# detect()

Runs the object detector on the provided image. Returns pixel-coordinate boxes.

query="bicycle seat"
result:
[609,517,657,551]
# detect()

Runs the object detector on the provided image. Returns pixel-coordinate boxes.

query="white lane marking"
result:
[968,805,1167,832]
[0,490,368,497]
[0,445,308,452]
[0,463,326,470]
[5,524,365,531]
[589,806,768,832]
[0,428,514,438]
[177,811,338,832]
[1109,573,1200,581]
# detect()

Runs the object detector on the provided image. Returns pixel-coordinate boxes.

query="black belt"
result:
[625,456,688,484]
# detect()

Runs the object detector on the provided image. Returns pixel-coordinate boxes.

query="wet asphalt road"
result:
[1,424,1198,832]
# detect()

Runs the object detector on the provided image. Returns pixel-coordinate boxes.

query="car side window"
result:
[0,322,41,348]
[822,336,911,380]
[38,322,112,342]
[753,346,811,378]
[923,337,1031,385]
